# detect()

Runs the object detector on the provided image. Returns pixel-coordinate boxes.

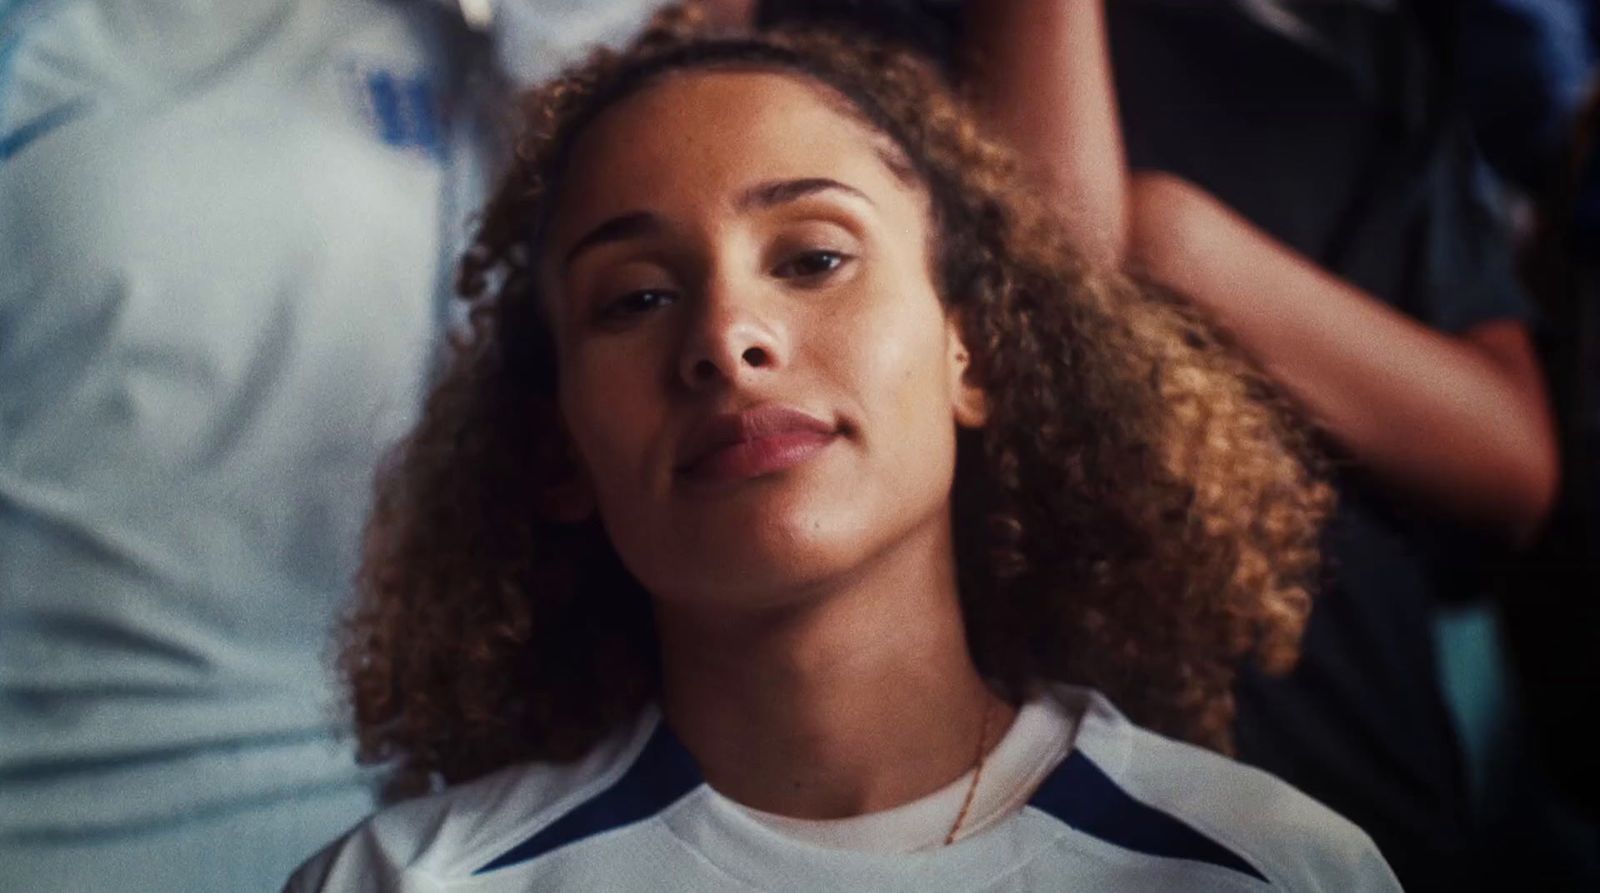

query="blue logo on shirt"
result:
[362,68,442,159]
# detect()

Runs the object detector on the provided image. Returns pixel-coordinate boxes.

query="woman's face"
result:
[543,69,984,610]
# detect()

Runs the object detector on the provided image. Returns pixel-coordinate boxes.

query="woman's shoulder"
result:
[1045,686,1400,891]
[282,710,660,893]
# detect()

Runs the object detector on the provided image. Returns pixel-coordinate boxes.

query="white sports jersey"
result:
[286,687,1401,892]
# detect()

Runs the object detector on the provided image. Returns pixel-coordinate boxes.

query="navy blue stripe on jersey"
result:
[1028,751,1268,883]
[475,722,703,874]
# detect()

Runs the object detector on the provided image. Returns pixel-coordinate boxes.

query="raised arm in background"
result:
[963,0,1558,545]
[963,0,1127,265]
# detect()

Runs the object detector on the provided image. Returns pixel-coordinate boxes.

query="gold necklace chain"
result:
[943,698,997,846]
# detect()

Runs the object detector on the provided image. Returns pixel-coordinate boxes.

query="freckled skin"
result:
[544,71,984,611]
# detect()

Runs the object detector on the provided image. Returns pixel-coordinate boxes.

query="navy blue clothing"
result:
[1458,0,1599,190]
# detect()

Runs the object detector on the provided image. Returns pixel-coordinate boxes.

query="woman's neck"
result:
[654,522,1015,820]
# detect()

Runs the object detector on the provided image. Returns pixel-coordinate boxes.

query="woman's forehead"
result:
[549,68,922,233]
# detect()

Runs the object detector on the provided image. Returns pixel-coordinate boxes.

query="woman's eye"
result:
[598,289,676,323]
[773,250,851,279]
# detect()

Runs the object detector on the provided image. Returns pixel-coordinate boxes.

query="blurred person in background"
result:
[752,1,1561,889]
[1460,0,1597,197]
[0,0,662,890]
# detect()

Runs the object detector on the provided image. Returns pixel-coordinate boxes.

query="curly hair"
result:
[344,9,1334,796]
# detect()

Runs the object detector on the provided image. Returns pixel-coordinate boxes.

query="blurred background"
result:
[2,1,1596,890]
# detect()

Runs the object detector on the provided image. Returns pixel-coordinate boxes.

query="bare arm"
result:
[698,0,755,30]
[1128,173,1559,544]
[963,0,1127,265]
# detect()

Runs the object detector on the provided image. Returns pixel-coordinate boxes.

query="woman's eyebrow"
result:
[561,179,871,271]
[562,211,662,269]
[736,177,874,211]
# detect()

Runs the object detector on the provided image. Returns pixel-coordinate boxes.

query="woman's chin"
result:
[638,515,875,613]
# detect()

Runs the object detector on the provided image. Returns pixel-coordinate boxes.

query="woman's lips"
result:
[677,405,839,484]
[683,430,837,483]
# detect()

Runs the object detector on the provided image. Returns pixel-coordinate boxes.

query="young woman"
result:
[287,14,1397,893]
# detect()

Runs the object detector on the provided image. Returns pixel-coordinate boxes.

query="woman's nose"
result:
[676,280,785,390]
